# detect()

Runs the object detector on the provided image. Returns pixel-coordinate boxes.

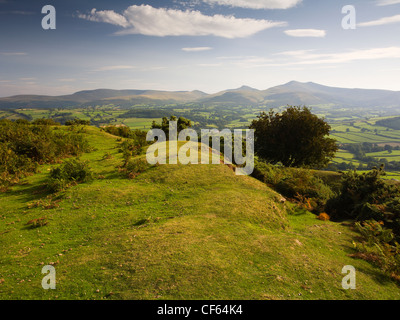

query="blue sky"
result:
[1,0,400,97]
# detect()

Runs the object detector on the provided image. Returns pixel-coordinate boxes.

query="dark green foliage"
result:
[151,116,192,139]
[110,128,148,167]
[102,125,147,142]
[0,119,91,191]
[253,160,334,213]
[32,118,60,126]
[352,220,400,280]
[326,166,400,238]
[65,118,91,126]
[119,139,145,166]
[103,125,148,167]
[119,158,151,179]
[376,117,400,130]
[47,158,94,192]
[250,106,338,168]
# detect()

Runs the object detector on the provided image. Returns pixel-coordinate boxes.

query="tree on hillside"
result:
[250,106,338,168]
[151,116,192,139]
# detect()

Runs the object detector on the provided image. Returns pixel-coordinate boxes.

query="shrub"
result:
[47,158,94,192]
[119,139,146,166]
[253,160,335,213]
[0,120,92,191]
[119,158,150,179]
[352,220,400,280]
[32,118,60,126]
[326,166,400,246]
[65,119,91,126]
[102,125,147,143]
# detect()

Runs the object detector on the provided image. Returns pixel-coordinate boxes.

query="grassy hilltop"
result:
[1,126,400,300]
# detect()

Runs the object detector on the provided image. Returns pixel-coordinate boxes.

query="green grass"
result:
[118,118,161,130]
[1,126,400,300]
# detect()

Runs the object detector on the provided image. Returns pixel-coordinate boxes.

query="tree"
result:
[249,106,338,168]
[151,116,192,139]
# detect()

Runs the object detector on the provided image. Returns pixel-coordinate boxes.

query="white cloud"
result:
[284,29,326,38]
[358,14,400,27]
[182,47,213,52]
[79,5,287,39]
[224,47,400,68]
[275,47,400,66]
[376,0,400,6]
[202,0,302,9]
[277,49,315,56]
[79,8,130,27]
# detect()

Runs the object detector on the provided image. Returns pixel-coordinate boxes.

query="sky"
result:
[1,0,400,97]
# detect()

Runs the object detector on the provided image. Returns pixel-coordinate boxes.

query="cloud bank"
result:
[358,14,400,27]
[376,0,400,6]
[78,5,287,38]
[202,0,302,9]
[284,29,326,37]
[182,47,213,52]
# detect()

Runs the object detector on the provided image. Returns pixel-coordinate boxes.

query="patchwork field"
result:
[3,107,400,179]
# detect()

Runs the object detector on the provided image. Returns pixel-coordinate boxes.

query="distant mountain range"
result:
[1,81,400,109]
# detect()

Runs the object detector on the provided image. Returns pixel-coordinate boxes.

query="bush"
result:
[32,118,60,126]
[326,166,400,238]
[65,119,91,126]
[119,138,146,166]
[102,125,147,142]
[253,160,335,213]
[47,158,94,192]
[119,158,150,179]
[0,120,92,191]
[352,220,400,281]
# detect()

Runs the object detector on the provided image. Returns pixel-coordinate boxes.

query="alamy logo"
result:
[146,121,254,176]
[342,265,356,290]
[41,5,56,30]
[41,265,56,290]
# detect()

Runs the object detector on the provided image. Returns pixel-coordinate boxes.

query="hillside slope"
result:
[0,127,400,300]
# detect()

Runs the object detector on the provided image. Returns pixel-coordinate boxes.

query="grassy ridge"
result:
[1,127,400,300]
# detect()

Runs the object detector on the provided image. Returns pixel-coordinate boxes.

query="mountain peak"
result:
[227,85,259,92]
[239,85,257,90]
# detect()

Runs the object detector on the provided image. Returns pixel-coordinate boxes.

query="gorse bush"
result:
[47,158,94,192]
[119,158,151,179]
[326,166,400,237]
[32,118,60,126]
[253,160,335,213]
[120,139,144,166]
[352,220,400,281]
[102,125,147,141]
[0,119,92,191]
[65,119,91,126]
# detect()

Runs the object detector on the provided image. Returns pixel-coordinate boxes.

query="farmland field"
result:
[4,106,400,178]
